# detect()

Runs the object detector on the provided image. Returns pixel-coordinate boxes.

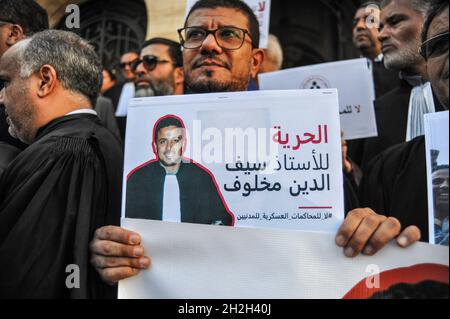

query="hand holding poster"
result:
[258,58,378,140]
[122,90,344,232]
[119,218,449,299]
[425,111,449,246]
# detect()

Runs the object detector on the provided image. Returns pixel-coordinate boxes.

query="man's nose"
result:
[356,18,366,31]
[135,61,146,75]
[200,32,223,55]
[378,25,389,43]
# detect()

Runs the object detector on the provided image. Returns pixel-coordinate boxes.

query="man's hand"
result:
[335,208,421,257]
[90,226,151,285]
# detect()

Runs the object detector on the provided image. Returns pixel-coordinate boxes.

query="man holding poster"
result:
[89,0,421,288]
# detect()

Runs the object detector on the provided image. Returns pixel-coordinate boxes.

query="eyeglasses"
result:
[131,55,172,72]
[420,31,449,60]
[119,59,139,69]
[0,79,7,91]
[178,26,254,50]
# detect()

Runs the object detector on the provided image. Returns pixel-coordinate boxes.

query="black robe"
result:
[347,79,412,169]
[348,79,445,170]
[126,160,233,226]
[0,113,123,298]
[0,142,20,177]
[372,60,400,99]
[359,136,429,241]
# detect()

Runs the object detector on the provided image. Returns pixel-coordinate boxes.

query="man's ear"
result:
[174,66,184,86]
[250,48,265,79]
[6,24,25,46]
[36,65,57,98]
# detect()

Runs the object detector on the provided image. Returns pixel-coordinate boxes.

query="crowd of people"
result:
[0,0,448,298]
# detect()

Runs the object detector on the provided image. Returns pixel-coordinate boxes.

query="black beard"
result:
[185,76,248,94]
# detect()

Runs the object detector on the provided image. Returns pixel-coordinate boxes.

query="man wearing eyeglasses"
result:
[133,38,184,97]
[89,0,424,289]
[349,0,448,171]
[358,0,449,248]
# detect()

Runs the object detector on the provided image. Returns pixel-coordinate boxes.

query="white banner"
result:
[259,58,378,140]
[122,90,344,232]
[185,0,271,48]
[425,111,449,246]
[118,218,449,299]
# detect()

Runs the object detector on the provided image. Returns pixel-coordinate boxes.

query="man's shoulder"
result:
[367,136,425,175]
[181,161,215,180]
[127,160,161,179]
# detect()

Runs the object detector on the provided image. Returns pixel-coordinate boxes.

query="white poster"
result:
[119,218,449,299]
[122,90,344,232]
[425,111,449,246]
[185,0,271,48]
[258,58,378,140]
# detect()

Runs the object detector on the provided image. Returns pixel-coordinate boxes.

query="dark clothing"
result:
[0,106,27,150]
[372,61,399,98]
[348,79,412,170]
[359,136,429,241]
[126,160,233,226]
[0,142,20,177]
[348,79,445,170]
[95,96,122,142]
[0,114,123,298]
[103,83,124,112]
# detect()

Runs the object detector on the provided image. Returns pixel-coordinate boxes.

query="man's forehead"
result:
[355,7,379,19]
[381,0,417,19]
[158,125,184,136]
[121,52,138,62]
[428,8,449,37]
[141,44,170,59]
[433,169,449,177]
[186,7,249,29]
[0,40,28,73]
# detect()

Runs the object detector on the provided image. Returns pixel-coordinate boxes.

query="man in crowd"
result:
[133,38,184,97]
[103,51,139,112]
[0,30,123,298]
[359,0,449,245]
[89,0,421,286]
[0,0,48,156]
[352,1,398,98]
[114,37,184,141]
[349,0,445,169]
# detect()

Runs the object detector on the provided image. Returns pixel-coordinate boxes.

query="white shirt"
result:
[115,82,135,117]
[65,109,98,116]
[162,174,181,222]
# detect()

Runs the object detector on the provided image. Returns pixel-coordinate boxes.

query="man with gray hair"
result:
[349,0,446,169]
[0,30,122,298]
[0,0,49,169]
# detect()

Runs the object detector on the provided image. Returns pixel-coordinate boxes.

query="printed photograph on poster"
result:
[425,111,449,246]
[122,90,344,233]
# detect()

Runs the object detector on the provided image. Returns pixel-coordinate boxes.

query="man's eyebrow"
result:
[385,13,408,24]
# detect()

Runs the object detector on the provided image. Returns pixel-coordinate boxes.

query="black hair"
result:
[185,0,260,48]
[370,280,449,299]
[434,164,450,172]
[357,1,381,11]
[0,0,48,36]
[421,0,449,44]
[154,116,184,141]
[102,67,117,82]
[141,38,183,67]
